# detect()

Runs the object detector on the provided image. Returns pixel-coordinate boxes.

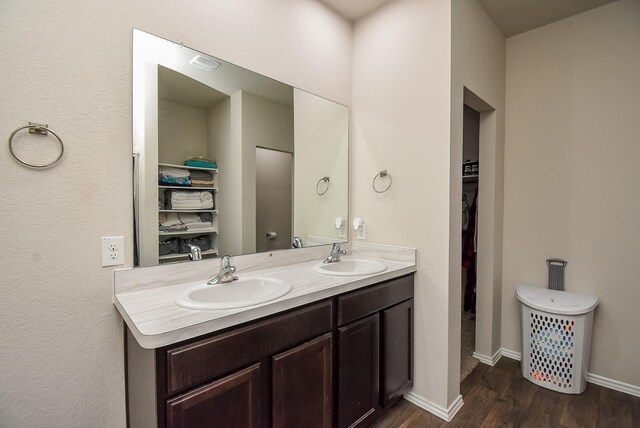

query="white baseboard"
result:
[472,348,502,366]
[500,347,521,361]
[404,392,464,422]
[499,348,639,397]
[587,373,640,397]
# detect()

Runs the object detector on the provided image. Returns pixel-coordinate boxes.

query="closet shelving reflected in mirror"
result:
[158,162,219,263]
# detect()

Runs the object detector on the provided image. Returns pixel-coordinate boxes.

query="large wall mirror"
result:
[133,29,349,266]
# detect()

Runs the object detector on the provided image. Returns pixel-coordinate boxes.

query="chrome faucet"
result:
[188,244,202,261]
[208,255,238,285]
[292,236,303,249]
[323,242,347,264]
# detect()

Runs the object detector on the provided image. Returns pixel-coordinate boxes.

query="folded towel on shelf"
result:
[184,160,217,169]
[171,200,214,209]
[164,190,214,209]
[177,213,212,230]
[159,223,188,232]
[177,213,198,223]
[159,166,191,179]
[198,212,213,222]
[159,176,191,186]
[160,212,182,227]
[185,222,213,230]
[190,171,214,187]
[190,170,214,180]
[170,190,214,209]
[187,155,216,164]
[191,179,214,187]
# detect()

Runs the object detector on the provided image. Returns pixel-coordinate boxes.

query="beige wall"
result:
[158,99,209,164]
[0,0,351,425]
[502,0,640,386]
[240,91,294,254]
[352,0,454,409]
[209,95,243,257]
[451,0,506,391]
[256,148,293,252]
[293,88,349,244]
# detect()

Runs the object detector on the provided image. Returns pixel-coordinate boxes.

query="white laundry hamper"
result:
[516,284,599,394]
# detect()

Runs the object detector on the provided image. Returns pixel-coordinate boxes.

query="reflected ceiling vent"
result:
[190,55,221,71]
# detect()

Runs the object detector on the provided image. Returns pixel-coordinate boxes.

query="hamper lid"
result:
[516,284,599,315]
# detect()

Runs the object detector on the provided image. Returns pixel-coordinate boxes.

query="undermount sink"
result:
[175,277,292,310]
[313,258,387,276]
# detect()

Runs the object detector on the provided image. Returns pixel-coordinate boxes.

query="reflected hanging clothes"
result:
[462,194,470,231]
[462,187,478,313]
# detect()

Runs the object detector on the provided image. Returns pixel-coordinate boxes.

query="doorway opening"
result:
[461,103,480,382]
[255,147,293,253]
[458,87,500,385]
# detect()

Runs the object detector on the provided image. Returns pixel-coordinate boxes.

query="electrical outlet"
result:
[356,223,366,240]
[102,236,124,267]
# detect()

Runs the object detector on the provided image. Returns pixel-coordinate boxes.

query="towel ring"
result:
[372,170,392,193]
[316,176,330,195]
[8,122,64,168]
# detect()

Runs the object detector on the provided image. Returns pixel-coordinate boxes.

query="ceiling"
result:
[320,0,618,37]
[158,66,228,109]
[476,0,617,37]
[320,0,391,21]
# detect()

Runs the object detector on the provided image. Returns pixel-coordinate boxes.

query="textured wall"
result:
[293,88,349,244]
[158,99,209,165]
[0,0,351,425]
[240,91,295,254]
[450,0,506,400]
[352,0,454,409]
[502,0,640,386]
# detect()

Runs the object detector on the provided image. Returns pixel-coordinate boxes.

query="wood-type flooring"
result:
[371,357,640,427]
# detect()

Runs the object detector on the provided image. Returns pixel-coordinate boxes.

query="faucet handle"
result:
[332,242,346,255]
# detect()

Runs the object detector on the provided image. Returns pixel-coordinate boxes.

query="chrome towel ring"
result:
[372,170,392,193]
[8,122,64,168]
[316,176,330,195]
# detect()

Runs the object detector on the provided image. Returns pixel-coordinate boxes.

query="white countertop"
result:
[114,242,416,349]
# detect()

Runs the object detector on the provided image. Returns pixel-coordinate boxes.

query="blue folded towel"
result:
[184,160,217,169]
[159,177,191,186]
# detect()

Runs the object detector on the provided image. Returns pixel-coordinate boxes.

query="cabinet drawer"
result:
[166,300,332,395]
[337,275,413,326]
[166,363,263,428]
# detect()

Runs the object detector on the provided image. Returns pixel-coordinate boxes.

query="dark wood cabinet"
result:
[166,363,263,428]
[126,274,413,428]
[336,275,414,428]
[273,333,333,428]
[381,299,413,408]
[337,315,380,428]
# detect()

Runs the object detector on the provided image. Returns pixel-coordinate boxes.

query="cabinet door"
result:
[272,333,333,428]
[338,314,380,428]
[381,299,413,408]
[166,363,263,428]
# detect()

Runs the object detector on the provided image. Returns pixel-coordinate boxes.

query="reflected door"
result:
[256,148,293,252]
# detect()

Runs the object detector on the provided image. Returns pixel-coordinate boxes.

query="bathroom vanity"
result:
[114,244,416,427]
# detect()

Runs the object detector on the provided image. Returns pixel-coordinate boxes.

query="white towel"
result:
[159,166,190,179]
[160,212,182,226]
[171,191,214,209]
[185,222,213,230]
[178,213,201,223]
